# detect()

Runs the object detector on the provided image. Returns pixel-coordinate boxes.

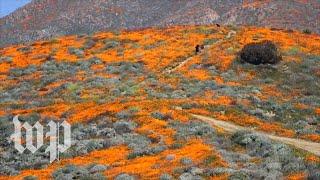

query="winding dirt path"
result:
[162,30,236,74]
[191,114,320,157]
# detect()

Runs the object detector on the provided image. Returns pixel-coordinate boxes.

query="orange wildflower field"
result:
[0,25,319,179]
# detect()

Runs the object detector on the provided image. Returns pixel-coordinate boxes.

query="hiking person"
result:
[195,45,201,54]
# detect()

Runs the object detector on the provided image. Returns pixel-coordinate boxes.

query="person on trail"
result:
[195,44,205,54]
[195,45,201,54]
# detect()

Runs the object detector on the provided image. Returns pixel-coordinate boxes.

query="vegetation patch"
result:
[239,40,282,65]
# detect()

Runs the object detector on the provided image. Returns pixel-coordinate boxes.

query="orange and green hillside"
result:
[0,25,319,179]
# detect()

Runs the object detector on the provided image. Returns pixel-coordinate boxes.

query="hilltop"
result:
[0,25,319,179]
[1,0,319,46]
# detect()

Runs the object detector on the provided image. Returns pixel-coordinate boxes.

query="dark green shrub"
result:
[303,29,312,34]
[239,41,282,65]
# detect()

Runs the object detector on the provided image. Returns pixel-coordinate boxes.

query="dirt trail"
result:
[191,114,320,157]
[162,43,218,74]
[162,45,213,74]
[163,55,197,74]
[162,30,236,74]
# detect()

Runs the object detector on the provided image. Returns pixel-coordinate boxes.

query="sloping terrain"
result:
[0,25,320,179]
[1,0,320,46]
[192,114,320,156]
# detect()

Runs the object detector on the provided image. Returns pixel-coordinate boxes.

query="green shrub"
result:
[287,46,300,56]
[303,29,312,34]
[203,38,219,45]
[239,40,282,65]
[102,39,120,50]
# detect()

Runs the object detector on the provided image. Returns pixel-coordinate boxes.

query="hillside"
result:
[0,25,319,179]
[1,0,320,46]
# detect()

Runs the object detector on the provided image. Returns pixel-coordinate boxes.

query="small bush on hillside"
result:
[287,46,300,56]
[228,171,250,180]
[23,175,38,180]
[0,56,12,63]
[103,39,120,50]
[82,37,97,50]
[17,46,31,53]
[239,41,282,65]
[160,173,173,180]
[68,47,84,58]
[170,121,215,140]
[151,111,171,121]
[10,65,37,77]
[52,164,106,180]
[203,38,218,45]
[115,173,135,180]
[303,29,312,34]
[113,120,136,134]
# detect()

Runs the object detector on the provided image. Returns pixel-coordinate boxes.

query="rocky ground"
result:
[1,0,319,46]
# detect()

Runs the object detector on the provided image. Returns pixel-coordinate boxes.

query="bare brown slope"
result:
[0,0,319,46]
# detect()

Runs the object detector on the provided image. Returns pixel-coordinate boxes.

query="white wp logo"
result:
[11,115,71,163]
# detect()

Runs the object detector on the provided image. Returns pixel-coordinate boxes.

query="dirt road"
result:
[191,114,320,157]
